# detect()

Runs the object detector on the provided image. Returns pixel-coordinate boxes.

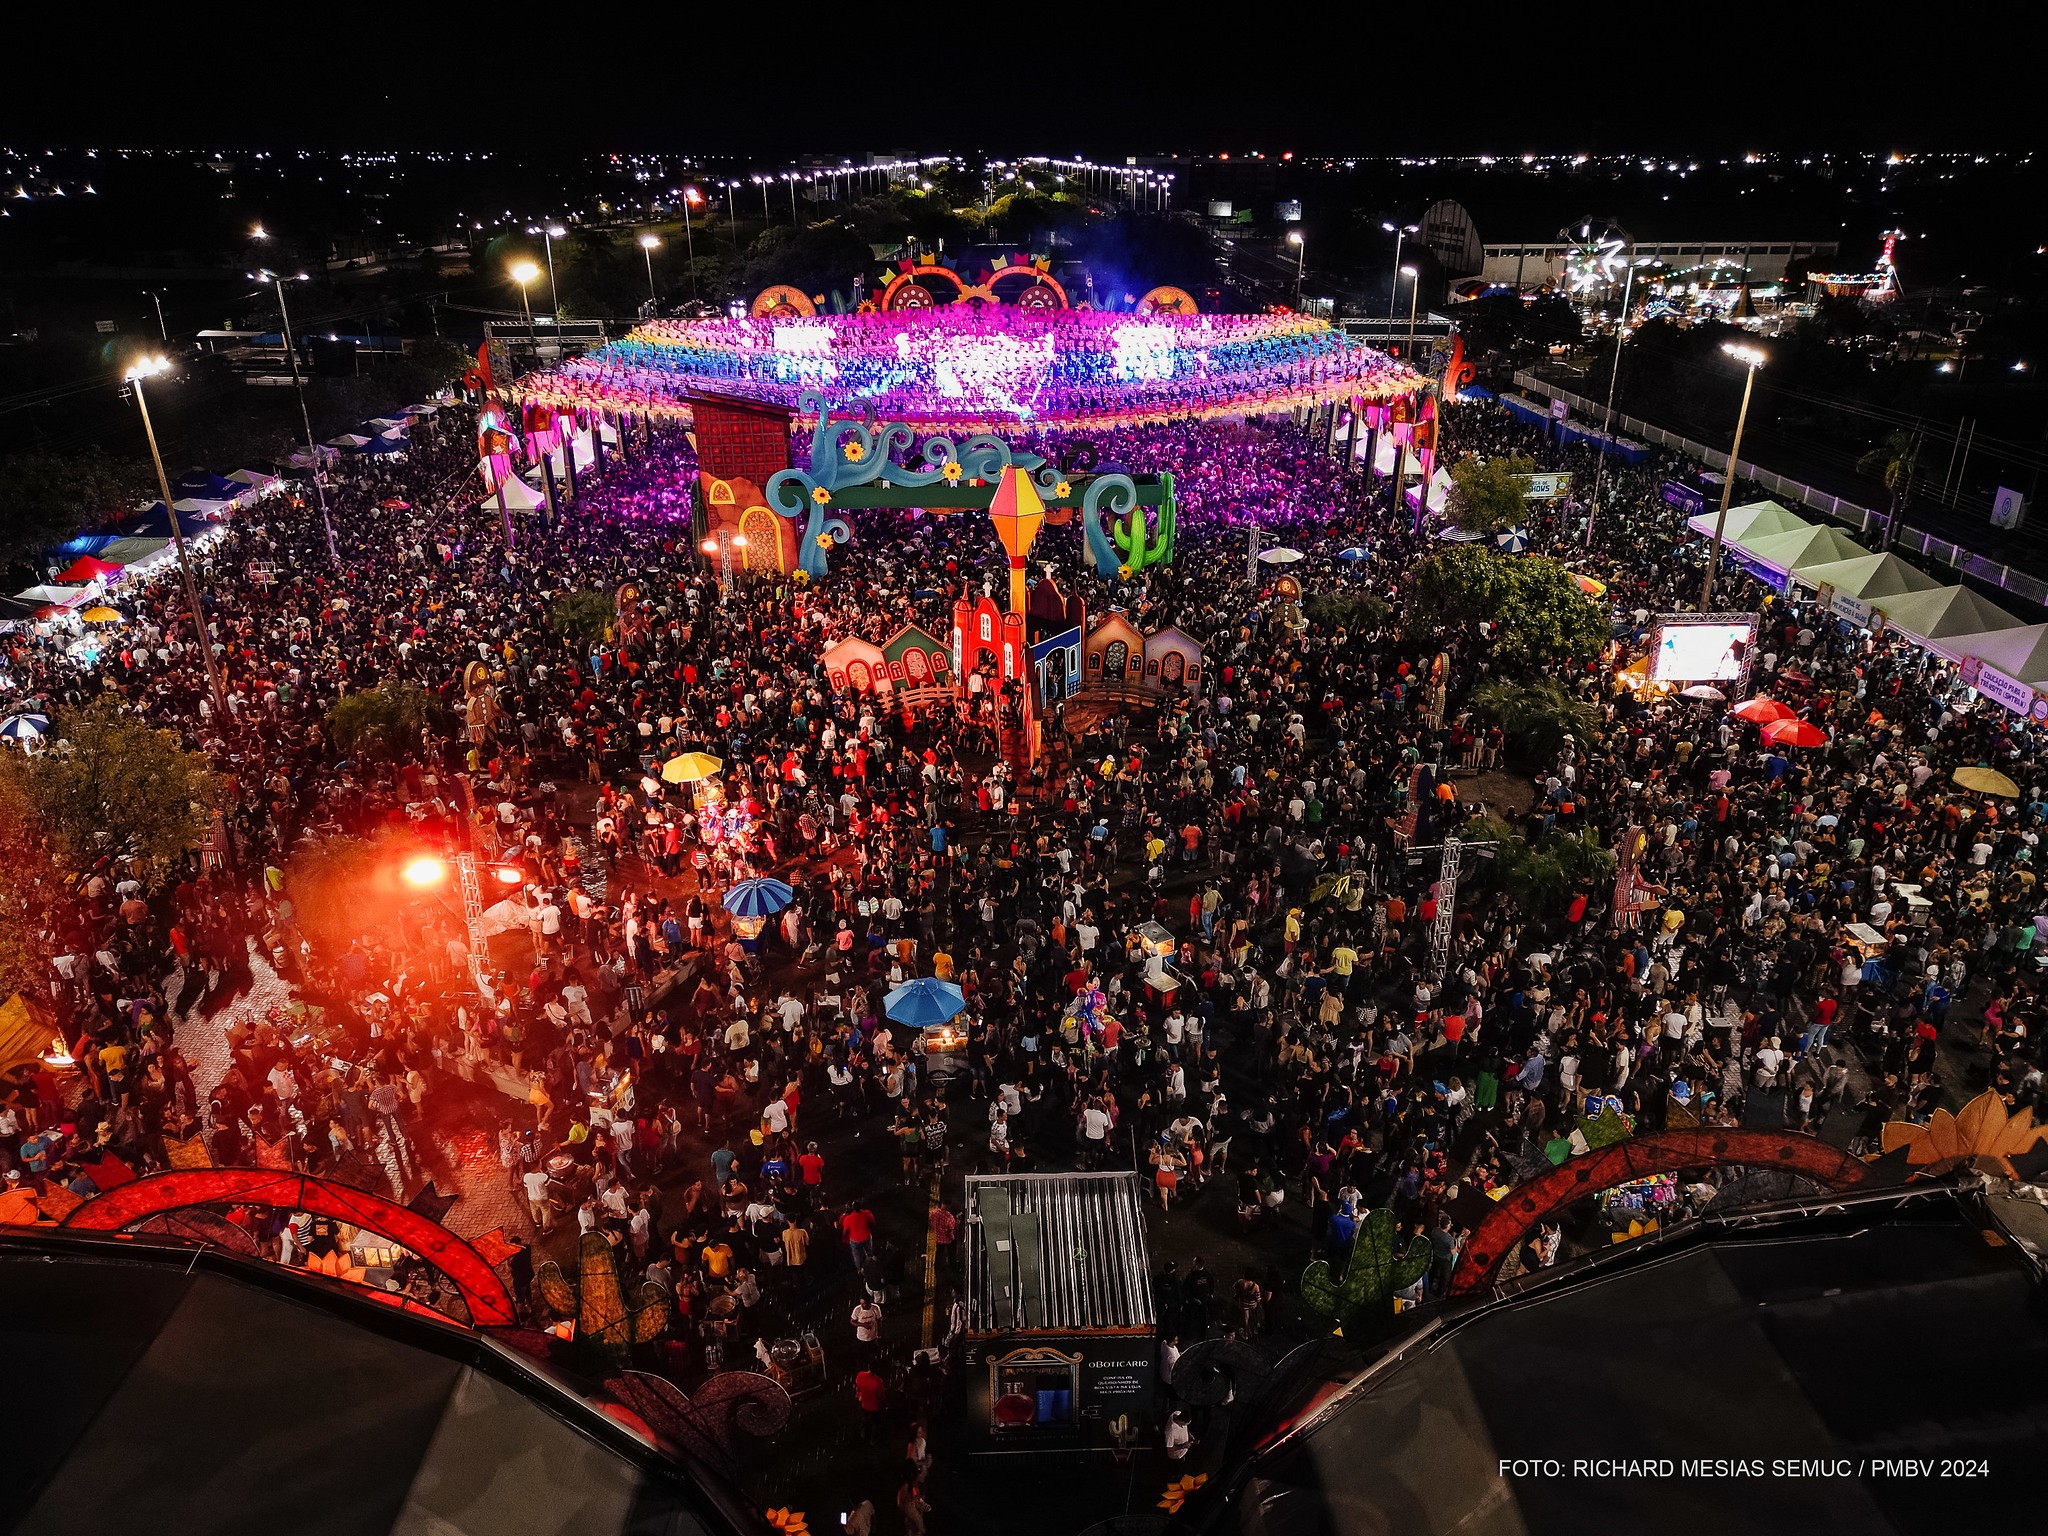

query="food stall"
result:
[963,1172,1157,1455]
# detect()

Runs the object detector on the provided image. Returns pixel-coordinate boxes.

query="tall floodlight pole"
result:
[252,262,339,562]
[1701,344,1767,610]
[126,358,231,726]
[1586,256,1646,549]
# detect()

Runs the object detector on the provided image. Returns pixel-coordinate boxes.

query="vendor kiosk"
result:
[963,1172,1158,1454]
[1132,921,1184,1007]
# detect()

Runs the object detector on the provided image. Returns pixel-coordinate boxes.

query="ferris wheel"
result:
[1558,217,1632,295]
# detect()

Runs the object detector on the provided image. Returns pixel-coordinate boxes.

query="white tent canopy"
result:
[1871,585,2027,647]
[14,585,86,607]
[327,433,373,450]
[225,468,278,489]
[1960,624,2048,686]
[480,476,546,514]
[1686,500,1810,544]
[1738,525,1868,573]
[1792,552,1941,600]
[171,497,232,517]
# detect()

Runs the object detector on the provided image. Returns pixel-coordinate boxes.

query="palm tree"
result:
[1857,428,1918,548]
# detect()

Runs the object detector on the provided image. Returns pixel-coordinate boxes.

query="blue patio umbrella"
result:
[0,713,50,741]
[721,876,794,918]
[883,977,968,1027]
[1336,546,1371,561]
[1494,527,1531,552]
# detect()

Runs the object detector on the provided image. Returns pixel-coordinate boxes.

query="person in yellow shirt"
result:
[932,949,954,980]
[1145,834,1167,865]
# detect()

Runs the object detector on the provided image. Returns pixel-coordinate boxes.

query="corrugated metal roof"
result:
[965,1172,1154,1333]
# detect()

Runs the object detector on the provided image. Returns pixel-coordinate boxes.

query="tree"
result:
[326,683,442,761]
[1445,453,1535,535]
[1857,428,1918,529]
[1302,590,1389,633]
[1471,677,1601,765]
[1464,814,1614,914]
[548,588,616,644]
[0,449,154,571]
[0,760,67,1001]
[19,698,218,876]
[1412,546,1608,675]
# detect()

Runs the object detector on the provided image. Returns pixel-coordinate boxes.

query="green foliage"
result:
[1465,813,1615,913]
[1471,677,1601,764]
[1298,1208,1433,1333]
[548,588,617,644]
[1412,546,1607,675]
[0,450,154,571]
[1445,453,1536,535]
[1302,590,1390,633]
[325,683,441,760]
[0,761,65,1000]
[1857,428,1917,512]
[17,698,217,875]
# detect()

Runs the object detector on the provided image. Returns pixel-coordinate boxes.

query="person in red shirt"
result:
[798,1143,826,1187]
[840,1205,877,1271]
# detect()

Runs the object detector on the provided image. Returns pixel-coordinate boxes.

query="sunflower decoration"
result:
[1880,1088,2048,1176]
[1158,1474,1208,1514]
[816,533,835,550]
[1055,480,1072,499]
[1117,564,1133,581]
[842,440,866,463]
[764,1510,810,1536]
[941,460,964,484]
[792,569,811,586]
[811,486,831,505]
[1609,1216,1660,1245]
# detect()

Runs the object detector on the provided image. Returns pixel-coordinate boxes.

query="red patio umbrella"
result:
[1761,717,1828,748]
[1731,698,1793,724]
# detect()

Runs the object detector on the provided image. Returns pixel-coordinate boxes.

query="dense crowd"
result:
[4,373,2045,1522]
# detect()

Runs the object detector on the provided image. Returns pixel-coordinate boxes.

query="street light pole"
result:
[1404,266,1421,360]
[127,360,231,729]
[1585,256,1643,549]
[1384,220,1418,332]
[543,225,565,313]
[639,234,660,309]
[681,188,701,306]
[1701,343,1767,610]
[143,289,168,341]
[510,261,540,367]
[258,268,340,563]
[1288,231,1306,310]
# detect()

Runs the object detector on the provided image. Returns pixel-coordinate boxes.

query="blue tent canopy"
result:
[172,471,239,500]
[51,533,119,558]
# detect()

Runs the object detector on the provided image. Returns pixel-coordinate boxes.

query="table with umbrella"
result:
[1493,527,1531,553]
[1680,685,1726,702]
[1760,718,1828,749]
[885,976,971,1064]
[0,713,51,744]
[721,876,793,947]
[1953,766,2020,798]
[1730,698,1793,724]
[1336,546,1371,562]
[1255,547,1304,565]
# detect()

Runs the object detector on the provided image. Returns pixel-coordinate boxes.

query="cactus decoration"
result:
[1110,477,1176,573]
[536,1233,672,1370]
[1298,1208,1432,1334]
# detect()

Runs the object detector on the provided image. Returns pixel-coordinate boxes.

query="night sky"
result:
[5,22,2040,156]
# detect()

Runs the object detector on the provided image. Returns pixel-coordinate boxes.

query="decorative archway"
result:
[63,1168,519,1326]
[1448,1129,1874,1295]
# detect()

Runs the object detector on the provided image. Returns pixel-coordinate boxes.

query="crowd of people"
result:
[4,357,2045,1524]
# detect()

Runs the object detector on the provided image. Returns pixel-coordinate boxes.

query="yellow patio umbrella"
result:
[79,605,122,623]
[662,751,724,784]
[1952,766,2020,798]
